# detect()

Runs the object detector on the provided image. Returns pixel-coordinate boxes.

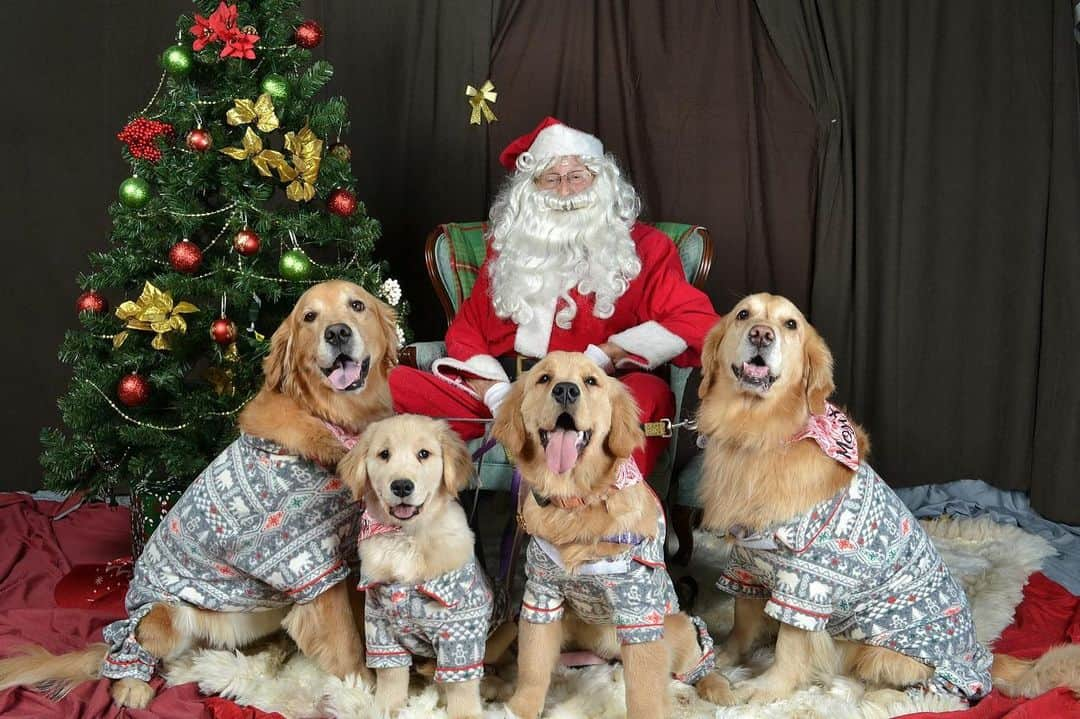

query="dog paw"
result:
[110,678,155,709]
[732,675,794,705]
[480,675,514,702]
[695,671,737,706]
[505,695,541,719]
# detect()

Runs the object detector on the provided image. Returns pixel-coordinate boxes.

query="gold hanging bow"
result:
[220,127,287,177]
[226,94,280,133]
[465,80,498,125]
[276,125,323,202]
[114,281,199,351]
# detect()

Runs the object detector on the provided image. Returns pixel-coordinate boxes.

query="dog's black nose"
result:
[748,324,775,348]
[324,323,352,347]
[390,479,414,498]
[552,382,580,407]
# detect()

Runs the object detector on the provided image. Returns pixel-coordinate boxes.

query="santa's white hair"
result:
[487,152,642,330]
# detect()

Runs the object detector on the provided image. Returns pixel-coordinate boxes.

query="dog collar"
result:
[357,508,401,542]
[789,402,860,471]
[323,420,362,450]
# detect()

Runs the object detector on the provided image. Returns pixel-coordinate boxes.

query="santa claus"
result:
[390,117,718,475]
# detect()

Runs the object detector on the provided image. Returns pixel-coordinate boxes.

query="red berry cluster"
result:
[117,117,175,163]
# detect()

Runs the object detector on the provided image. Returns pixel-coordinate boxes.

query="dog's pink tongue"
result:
[390,505,419,519]
[328,360,362,390]
[544,429,579,475]
[742,361,769,379]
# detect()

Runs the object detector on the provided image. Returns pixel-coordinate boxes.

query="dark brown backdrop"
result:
[2,1,1077,524]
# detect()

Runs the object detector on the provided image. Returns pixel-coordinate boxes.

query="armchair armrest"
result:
[402,341,448,372]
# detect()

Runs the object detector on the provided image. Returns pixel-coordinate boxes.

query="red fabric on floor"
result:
[900,572,1080,719]
[0,493,250,719]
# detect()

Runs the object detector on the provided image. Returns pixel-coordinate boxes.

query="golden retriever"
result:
[0,280,398,709]
[494,351,733,718]
[696,292,1080,704]
[337,414,516,719]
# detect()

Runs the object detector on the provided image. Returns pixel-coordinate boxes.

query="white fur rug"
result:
[165,516,1054,718]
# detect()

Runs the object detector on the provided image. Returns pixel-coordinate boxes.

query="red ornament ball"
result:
[168,240,203,273]
[117,373,150,407]
[210,318,238,345]
[76,290,109,315]
[233,228,261,256]
[327,188,357,217]
[294,20,323,49]
[185,128,213,152]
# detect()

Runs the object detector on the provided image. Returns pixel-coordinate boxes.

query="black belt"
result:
[498,354,539,380]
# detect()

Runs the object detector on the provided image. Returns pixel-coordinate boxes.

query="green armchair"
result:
[406,221,713,506]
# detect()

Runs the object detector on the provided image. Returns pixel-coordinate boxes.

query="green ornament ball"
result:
[118,177,151,209]
[279,250,313,280]
[161,44,194,76]
[260,73,290,102]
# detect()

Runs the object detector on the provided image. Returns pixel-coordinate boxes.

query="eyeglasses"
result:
[534,170,594,190]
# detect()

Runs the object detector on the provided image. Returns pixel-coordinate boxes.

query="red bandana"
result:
[357,509,401,543]
[790,402,860,471]
[323,421,361,451]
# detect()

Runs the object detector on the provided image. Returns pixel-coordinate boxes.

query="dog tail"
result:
[0,643,107,699]
[991,645,1080,698]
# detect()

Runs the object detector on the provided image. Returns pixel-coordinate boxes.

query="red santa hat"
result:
[498,117,604,171]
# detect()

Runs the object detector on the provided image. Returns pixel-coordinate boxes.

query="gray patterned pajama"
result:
[716,463,992,700]
[359,557,493,683]
[100,434,362,681]
[520,487,716,685]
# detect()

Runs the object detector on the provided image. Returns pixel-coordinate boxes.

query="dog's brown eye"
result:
[377,449,390,460]
[537,374,551,385]
[584,376,598,386]
[785,319,798,330]
[350,300,365,312]
[303,311,317,323]
[417,449,430,460]
[736,309,749,321]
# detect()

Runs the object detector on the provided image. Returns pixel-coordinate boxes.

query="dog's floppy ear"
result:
[337,433,371,501]
[370,297,400,369]
[437,420,474,494]
[803,325,835,415]
[492,378,529,460]
[263,317,295,392]
[697,316,729,399]
[603,381,645,460]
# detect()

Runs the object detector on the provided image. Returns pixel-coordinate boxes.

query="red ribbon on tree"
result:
[190,2,260,60]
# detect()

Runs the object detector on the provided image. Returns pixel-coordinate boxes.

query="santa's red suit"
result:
[390,221,718,476]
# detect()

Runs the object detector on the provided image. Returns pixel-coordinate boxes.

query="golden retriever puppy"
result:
[338,414,501,719]
[696,292,1080,704]
[494,351,733,719]
[0,280,398,709]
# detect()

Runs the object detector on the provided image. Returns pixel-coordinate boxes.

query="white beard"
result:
[487,156,643,332]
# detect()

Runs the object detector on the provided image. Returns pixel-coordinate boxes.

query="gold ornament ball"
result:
[279,250,313,280]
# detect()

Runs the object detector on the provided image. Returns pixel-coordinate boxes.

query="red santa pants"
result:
[389,366,674,477]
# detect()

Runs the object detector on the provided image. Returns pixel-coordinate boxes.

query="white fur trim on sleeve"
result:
[431,354,510,383]
[608,321,688,370]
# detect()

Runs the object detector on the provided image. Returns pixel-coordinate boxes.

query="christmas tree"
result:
[41,0,406,546]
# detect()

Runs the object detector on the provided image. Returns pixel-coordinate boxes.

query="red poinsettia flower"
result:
[189,12,216,51]
[209,2,239,37]
[220,29,260,60]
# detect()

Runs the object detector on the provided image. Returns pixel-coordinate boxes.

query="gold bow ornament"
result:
[275,125,323,202]
[220,126,287,176]
[465,80,498,125]
[225,94,280,133]
[114,282,199,350]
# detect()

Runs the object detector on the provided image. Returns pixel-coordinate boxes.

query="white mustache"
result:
[537,187,598,212]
